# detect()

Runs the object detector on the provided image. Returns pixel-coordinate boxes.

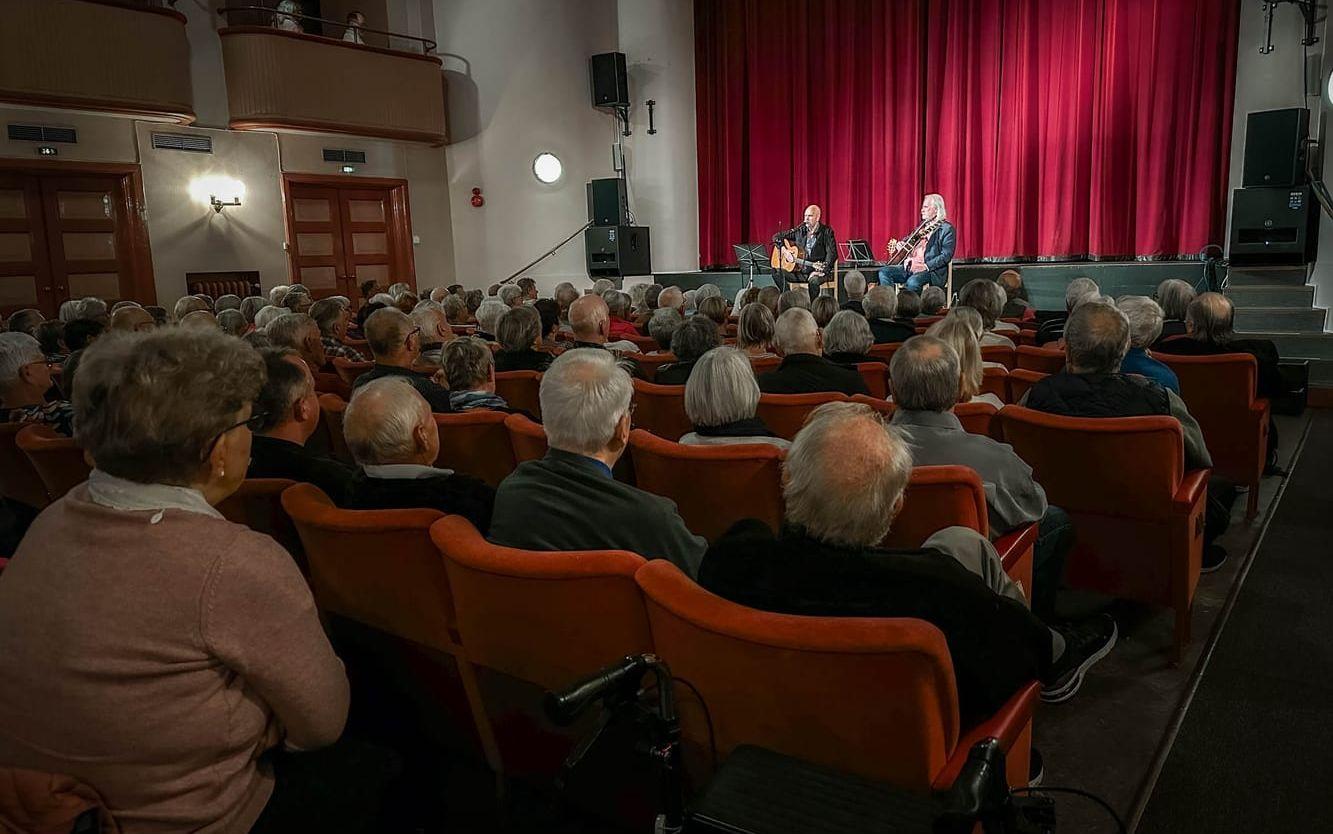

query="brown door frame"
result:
[0,160,157,309]
[280,173,416,294]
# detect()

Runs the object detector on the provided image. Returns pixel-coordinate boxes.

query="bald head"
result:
[803,205,822,227]
[110,305,155,333]
[1185,292,1234,343]
[343,377,437,466]
[773,307,821,356]
[569,293,610,343]
[1064,301,1130,374]
[180,310,218,330]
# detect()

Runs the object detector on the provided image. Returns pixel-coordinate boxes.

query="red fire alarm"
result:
[470,187,484,208]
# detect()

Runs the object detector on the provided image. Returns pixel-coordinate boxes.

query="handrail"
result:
[217,5,436,55]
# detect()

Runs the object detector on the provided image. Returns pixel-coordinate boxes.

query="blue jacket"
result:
[914,221,956,287]
[1120,347,1180,394]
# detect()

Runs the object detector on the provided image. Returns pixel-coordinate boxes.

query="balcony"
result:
[0,0,194,123]
[218,7,447,146]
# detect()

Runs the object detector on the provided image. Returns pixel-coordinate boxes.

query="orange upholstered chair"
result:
[756,392,848,440]
[748,354,782,375]
[628,429,784,541]
[16,425,90,500]
[317,394,354,464]
[332,357,374,387]
[981,344,1017,370]
[0,767,119,834]
[1155,352,1270,519]
[868,342,902,364]
[955,400,1000,438]
[628,352,677,382]
[217,478,304,572]
[1016,345,1065,374]
[1006,369,1047,404]
[313,371,351,400]
[494,371,542,421]
[0,423,49,512]
[434,411,517,487]
[997,406,1208,659]
[504,413,548,463]
[631,378,692,441]
[981,366,1009,403]
[429,515,652,777]
[636,560,1037,791]
[855,362,889,399]
[624,333,659,353]
[280,484,499,769]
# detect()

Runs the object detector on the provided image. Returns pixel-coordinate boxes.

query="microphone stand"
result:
[497,220,595,286]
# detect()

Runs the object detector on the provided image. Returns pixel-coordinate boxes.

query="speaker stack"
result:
[1230,108,1319,265]
[584,53,652,277]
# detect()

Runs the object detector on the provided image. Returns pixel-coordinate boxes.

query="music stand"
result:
[733,243,769,288]
[838,239,875,268]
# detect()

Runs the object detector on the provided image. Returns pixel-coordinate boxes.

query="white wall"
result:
[178,0,229,128]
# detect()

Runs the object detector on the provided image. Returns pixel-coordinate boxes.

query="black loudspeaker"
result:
[587,177,628,226]
[1243,108,1309,188]
[585,225,651,277]
[1229,186,1319,265]
[590,52,629,108]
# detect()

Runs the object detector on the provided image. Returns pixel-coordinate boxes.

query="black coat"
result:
[757,354,869,397]
[868,318,917,345]
[247,435,356,504]
[1153,336,1285,399]
[351,364,453,413]
[773,223,837,278]
[341,470,495,535]
[652,360,698,386]
[494,348,553,373]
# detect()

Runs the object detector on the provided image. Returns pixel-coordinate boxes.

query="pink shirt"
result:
[909,237,929,274]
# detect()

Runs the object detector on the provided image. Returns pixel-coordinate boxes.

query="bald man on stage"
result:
[772,204,837,302]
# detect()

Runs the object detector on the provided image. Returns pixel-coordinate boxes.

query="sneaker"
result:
[1200,545,1227,574]
[1041,614,1118,703]
[1028,747,1045,788]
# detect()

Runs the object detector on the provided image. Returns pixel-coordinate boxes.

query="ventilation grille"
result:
[150,132,213,153]
[7,124,77,143]
[322,148,367,164]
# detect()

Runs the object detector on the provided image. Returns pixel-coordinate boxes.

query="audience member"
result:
[249,348,355,502]
[215,294,242,313]
[464,289,484,321]
[554,282,580,327]
[655,316,722,385]
[680,347,789,450]
[7,309,44,337]
[475,298,508,342]
[1036,277,1099,345]
[75,297,109,324]
[777,289,811,314]
[410,303,453,365]
[569,293,638,353]
[863,285,915,344]
[657,286,687,317]
[489,349,706,575]
[1156,292,1284,400]
[35,320,66,362]
[924,314,1004,409]
[351,308,452,412]
[443,337,514,413]
[144,305,169,327]
[998,269,1035,320]
[647,308,683,354]
[442,294,469,325]
[896,289,922,322]
[592,278,617,297]
[57,300,78,323]
[605,290,641,340]
[0,333,72,436]
[757,308,869,396]
[0,328,354,832]
[173,295,210,323]
[517,276,539,303]
[1154,278,1196,342]
[756,285,781,318]
[921,285,947,316]
[340,378,494,531]
[281,290,313,316]
[110,305,155,333]
[271,285,292,307]
[310,298,365,362]
[697,295,730,329]
[342,9,365,44]
[494,306,554,372]
[487,283,501,296]
[254,305,288,332]
[533,297,562,348]
[736,302,776,357]
[273,0,303,31]
[699,402,1116,720]
[217,309,247,337]
[498,284,524,308]
[810,295,838,328]
[180,310,219,330]
[239,296,265,324]
[957,279,1019,346]
[387,282,412,299]
[394,291,419,315]
[1116,296,1179,394]
[840,270,867,315]
[266,313,326,372]
[822,309,882,368]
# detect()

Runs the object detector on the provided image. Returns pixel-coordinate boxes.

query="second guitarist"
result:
[772,204,837,301]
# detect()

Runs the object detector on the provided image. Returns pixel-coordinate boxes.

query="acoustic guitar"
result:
[769,241,828,277]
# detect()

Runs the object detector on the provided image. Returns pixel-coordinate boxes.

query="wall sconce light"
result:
[210,194,242,213]
[341,165,356,174]
[190,175,246,214]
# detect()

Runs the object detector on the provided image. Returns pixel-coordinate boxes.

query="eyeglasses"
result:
[205,410,269,457]
[404,326,421,346]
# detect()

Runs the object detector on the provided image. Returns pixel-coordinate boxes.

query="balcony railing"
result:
[217,6,446,146]
[0,0,194,123]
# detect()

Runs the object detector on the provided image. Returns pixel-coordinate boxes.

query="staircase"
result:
[1225,266,1333,394]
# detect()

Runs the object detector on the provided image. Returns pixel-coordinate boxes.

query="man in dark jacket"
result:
[351,307,453,412]
[877,194,956,292]
[489,349,705,577]
[772,204,836,301]
[1153,292,1285,400]
[757,308,869,397]
[700,401,1116,723]
[862,285,917,344]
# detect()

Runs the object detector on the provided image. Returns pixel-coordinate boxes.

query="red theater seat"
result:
[636,560,1036,792]
[631,378,692,441]
[1006,369,1048,404]
[494,371,542,421]
[748,354,781,375]
[504,413,548,463]
[434,411,517,487]
[997,406,1208,659]
[0,423,49,511]
[624,333,660,353]
[981,344,1017,370]
[756,392,848,440]
[313,370,351,400]
[628,429,784,541]
[332,357,374,387]
[217,478,304,572]
[868,343,902,364]
[627,352,677,382]
[15,425,90,501]
[981,366,1009,403]
[856,362,889,399]
[317,394,354,464]
[1016,345,1065,374]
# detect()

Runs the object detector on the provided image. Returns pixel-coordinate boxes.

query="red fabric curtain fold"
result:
[695,0,1240,267]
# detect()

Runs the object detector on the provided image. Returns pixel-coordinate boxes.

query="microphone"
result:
[544,654,654,727]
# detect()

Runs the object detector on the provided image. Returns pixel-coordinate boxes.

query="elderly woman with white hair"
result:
[822,309,882,369]
[494,305,554,372]
[646,307,683,354]
[474,298,508,341]
[1153,278,1196,342]
[1117,296,1179,393]
[253,304,289,332]
[655,316,722,385]
[956,278,1018,346]
[679,347,790,450]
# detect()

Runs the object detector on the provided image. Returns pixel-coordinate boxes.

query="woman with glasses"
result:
[0,331,72,436]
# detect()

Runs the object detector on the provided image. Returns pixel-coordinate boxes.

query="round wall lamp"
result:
[533,152,563,184]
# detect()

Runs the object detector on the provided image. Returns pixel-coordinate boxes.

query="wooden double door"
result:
[285,176,414,300]
[0,167,153,317]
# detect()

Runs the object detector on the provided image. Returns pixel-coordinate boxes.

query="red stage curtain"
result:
[695,0,1241,266]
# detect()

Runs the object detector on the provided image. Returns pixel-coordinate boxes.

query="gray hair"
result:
[605,290,632,318]
[76,297,108,321]
[269,285,291,306]
[239,296,266,323]
[921,285,947,315]
[409,304,447,343]
[8,309,45,336]
[777,290,811,314]
[697,295,729,326]
[265,312,318,351]
[441,336,493,391]
[497,305,541,352]
[217,309,247,336]
[592,278,617,297]
[498,284,524,307]
[924,193,948,222]
[554,282,579,314]
[1185,292,1235,343]
[1065,301,1130,374]
[670,316,722,362]
[695,283,722,301]
[364,308,414,357]
[823,309,873,355]
[539,348,633,456]
[369,292,397,307]
[843,270,866,298]
[1155,278,1197,320]
[629,283,649,311]
[309,297,344,336]
[476,298,507,335]
[737,302,775,350]
[784,402,914,547]
[173,295,210,323]
[0,332,43,388]
[387,282,412,299]
[957,279,1005,329]
[215,294,242,313]
[774,307,819,355]
[810,296,838,328]
[253,305,288,331]
[442,294,468,324]
[58,301,79,323]
[648,308,683,351]
[344,377,432,466]
[862,285,898,320]
[890,336,961,412]
[685,346,760,427]
[1117,296,1164,349]
[255,348,311,432]
[658,286,685,312]
[73,329,264,485]
[1065,277,1100,311]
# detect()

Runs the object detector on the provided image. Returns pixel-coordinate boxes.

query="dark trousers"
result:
[250,738,406,834]
[781,270,823,301]
[1032,506,1073,622]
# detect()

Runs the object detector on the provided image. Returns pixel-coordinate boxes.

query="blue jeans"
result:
[877,265,942,293]
[1032,505,1073,622]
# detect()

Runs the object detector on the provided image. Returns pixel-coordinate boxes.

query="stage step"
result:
[1233,306,1328,333]
[1225,265,1311,286]
[1224,283,1316,308]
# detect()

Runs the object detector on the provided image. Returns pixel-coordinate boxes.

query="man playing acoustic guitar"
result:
[772,204,837,301]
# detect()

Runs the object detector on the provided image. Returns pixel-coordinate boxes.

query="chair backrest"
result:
[313,370,352,401]
[1016,345,1065,374]
[494,371,543,421]
[332,357,374,386]
[631,378,692,441]
[628,352,677,382]
[756,392,848,440]
[0,423,50,510]
[430,515,652,689]
[981,366,1009,402]
[434,411,517,487]
[954,401,999,438]
[217,478,304,569]
[624,333,659,353]
[855,362,889,399]
[15,425,90,501]
[1005,369,1047,405]
[1154,352,1259,414]
[748,354,782,375]
[980,344,1017,370]
[280,483,456,651]
[628,429,784,541]
[867,342,902,364]
[880,466,988,549]
[636,560,960,791]
[317,394,354,464]
[996,406,1184,520]
[504,412,548,463]
[0,766,119,834]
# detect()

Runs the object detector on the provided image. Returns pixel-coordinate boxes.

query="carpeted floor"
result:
[1134,409,1333,833]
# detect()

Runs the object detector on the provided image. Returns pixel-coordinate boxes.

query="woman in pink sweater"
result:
[0,328,350,833]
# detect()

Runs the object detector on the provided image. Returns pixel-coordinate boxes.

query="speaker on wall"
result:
[1229,186,1319,265]
[587,178,627,226]
[590,52,629,108]
[1243,108,1309,188]
[585,225,651,277]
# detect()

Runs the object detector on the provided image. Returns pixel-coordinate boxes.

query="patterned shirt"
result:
[321,336,366,363]
[4,400,75,437]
